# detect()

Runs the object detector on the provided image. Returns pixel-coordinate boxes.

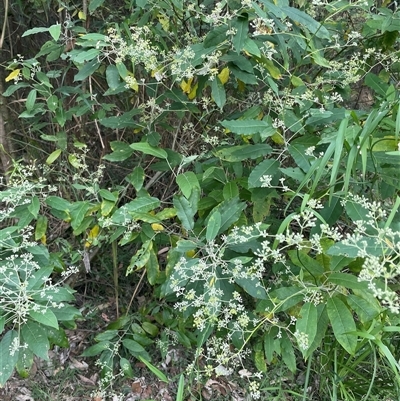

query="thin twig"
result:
[125,268,146,316]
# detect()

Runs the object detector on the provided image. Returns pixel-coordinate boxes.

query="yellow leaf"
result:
[85,225,100,247]
[218,67,230,85]
[151,67,164,81]
[180,77,193,94]
[40,235,47,245]
[5,69,20,82]
[158,13,169,31]
[263,59,282,80]
[151,223,164,231]
[188,82,198,100]
[384,237,394,249]
[271,132,285,145]
[237,79,246,92]
[125,74,138,92]
[78,10,86,20]
[185,249,196,258]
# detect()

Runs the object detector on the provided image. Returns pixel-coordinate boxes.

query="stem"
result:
[112,240,119,318]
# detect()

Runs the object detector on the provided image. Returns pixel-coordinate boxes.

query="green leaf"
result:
[281,331,296,373]
[254,345,267,372]
[221,119,274,136]
[345,200,369,223]
[230,65,258,84]
[327,237,381,258]
[272,286,304,312]
[26,89,37,112]
[0,316,5,334]
[173,195,195,231]
[327,272,368,291]
[207,197,246,234]
[106,64,121,90]
[347,294,381,324]
[0,330,19,386]
[120,357,134,378]
[279,167,305,182]
[232,15,249,51]
[27,265,53,290]
[46,149,62,165]
[49,24,61,41]
[74,58,100,81]
[29,308,59,329]
[329,255,353,272]
[47,327,69,348]
[70,201,90,230]
[204,25,228,48]
[130,142,168,159]
[306,109,333,126]
[304,304,328,359]
[50,305,82,322]
[89,0,105,13]
[287,137,318,172]
[122,338,146,355]
[125,196,160,213]
[28,196,40,217]
[176,172,200,199]
[234,275,267,299]
[281,6,330,39]
[21,321,50,360]
[71,49,101,63]
[137,355,168,382]
[16,347,34,379]
[296,302,318,353]
[263,326,279,363]
[223,181,239,200]
[243,38,261,57]
[46,196,72,211]
[215,144,273,162]
[177,374,185,401]
[145,246,160,285]
[22,27,49,37]
[211,76,226,109]
[288,250,324,276]
[55,107,67,127]
[127,240,153,274]
[32,286,75,303]
[2,82,30,97]
[126,166,145,191]
[95,330,118,341]
[68,154,80,169]
[98,189,118,202]
[248,159,280,188]
[365,72,388,98]
[206,211,222,241]
[142,322,159,337]
[327,297,357,355]
[100,110,141,129]
[81,341,111,357]
[103,141,135,161]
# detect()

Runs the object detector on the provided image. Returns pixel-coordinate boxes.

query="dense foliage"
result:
[1,0,400,399]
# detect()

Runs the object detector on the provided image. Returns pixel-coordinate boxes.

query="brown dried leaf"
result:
[69,357,89,370]
[131,380,143,395]
[78,374,97,386]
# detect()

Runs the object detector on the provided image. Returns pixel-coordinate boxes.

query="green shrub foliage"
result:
[2,0,400,398]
